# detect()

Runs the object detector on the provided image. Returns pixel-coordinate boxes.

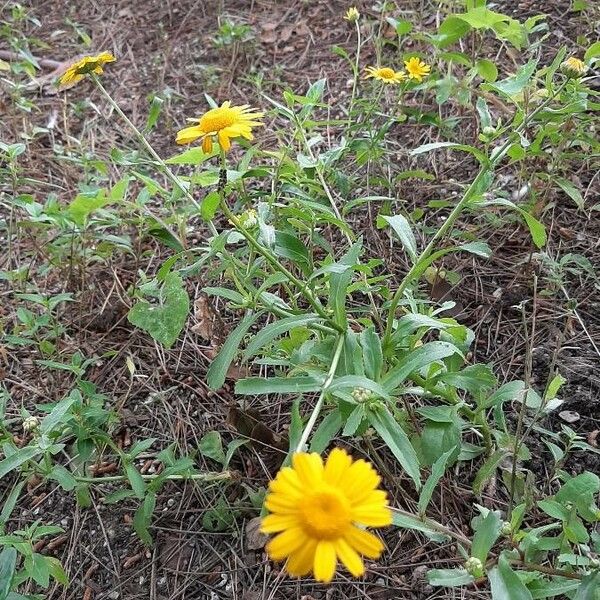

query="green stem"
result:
[74,471,231,484]
[295,333,346,452]
[382,78,570,351]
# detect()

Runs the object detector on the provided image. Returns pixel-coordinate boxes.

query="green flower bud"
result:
[561,57,587,78]
[465,556,484,578]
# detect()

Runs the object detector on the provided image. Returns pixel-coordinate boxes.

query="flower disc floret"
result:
[261,449,392,583]
[176,101,264,153]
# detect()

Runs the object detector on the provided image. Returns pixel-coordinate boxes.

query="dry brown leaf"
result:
[245,516,269,550]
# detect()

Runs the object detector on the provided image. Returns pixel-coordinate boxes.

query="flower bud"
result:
[482,126,495,135]
[561,57,587,78]
[465,556,484,578]
[351,387,372,403]
[344,7,360,23]
[23,416,40,433]
[500,521,512,536]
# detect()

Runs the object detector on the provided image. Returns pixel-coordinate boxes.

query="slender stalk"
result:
[348,19,362,122]
[295,333,346,452]
[74,471,231,484]
[382,78,570,350]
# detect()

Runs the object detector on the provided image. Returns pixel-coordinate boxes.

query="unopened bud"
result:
[561,57,587,78]
[465,556,484,578]
[23,416,40,433]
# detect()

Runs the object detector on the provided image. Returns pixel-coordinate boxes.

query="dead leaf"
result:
[587,430,599,448]
[192,294,225,343]
[558,410,580,424]
[245,516,269,550]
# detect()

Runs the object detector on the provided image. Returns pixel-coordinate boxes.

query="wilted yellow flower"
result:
[58,52,116,87]
[176,101,264,153]
[365,66,406,84]
[561,56,587,78]
[404,57,431,82]
[344,7,360,22]
[261,449,392,583]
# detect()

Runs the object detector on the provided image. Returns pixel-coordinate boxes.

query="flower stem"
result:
[295,333,346,453]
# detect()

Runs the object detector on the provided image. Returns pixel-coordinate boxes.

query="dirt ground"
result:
[1,0,599,599]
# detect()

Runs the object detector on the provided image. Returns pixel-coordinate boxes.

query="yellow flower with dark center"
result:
[344,7,360,22]
[561,56,587,78]
[261,449,392,583]
[58,52,116,87]
[404,57,431,82]
[176,101,264,153]
[364,66,406,84]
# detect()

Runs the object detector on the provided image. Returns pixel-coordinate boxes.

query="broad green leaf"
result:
[544,374,566,401]
[381,214,418,262]
[428,568,474,587]
[207,312,259,390]
[573,571,600,600]
[439,364,497,394]
[165,147,216,165]
[202,287,246,304]
[554,177,584,210]
[382,342,461,391]
[584,41,600,62]
[529,579,581,599]
[483,198,546,248]
[147,227,184,252]
[125,463,146,499]
[433,16,471,48]
[0,446,42,479]
[128,272,190,348]
[26,553,49,588]
[243,314,321,359]
[472,510,502,562]
[329,375,391,402]
[0,547,17,600]
[483,380,526,409]
[200,191,221,221]
[369,406,421,489]
[235,375,324,395]
[476,59,498,82]
[40,391,79,434]
[133,492,156,546]
[47,465,77,491]
[328,241,362,329]
[198,431,225,464]
[45,556,68,586]
[489,554,533,600]
[145,95,163,131]
[274,231,310,273]
[418,449,454,514]
[0,480,25,525]
[68,189,111,226]
[420,419,461,466]
[483,59,538,98]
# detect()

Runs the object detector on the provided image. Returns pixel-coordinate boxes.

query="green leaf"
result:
[473,449,506,495]
[483,59,538,98]
[47,465,77,492]
[46,556,68,586]
[472,510,502,562]
[243,314,321,359]
[484,198,546,248]
[133,492,156,546]
[200,191,221,221]
[420,419,461,466]
[556,472,600,504]
[0,446,42,479]
[165,147,216,165]
[489,554,533,600]
[147,227,184,252]
[418,449,454,514]
[309,410,342,453]
[0,481,25,525]
[206,312,259,390]
[274,231,310,273]
[382,341,461,391]
[198,431,225,464]
[529,578,580,598]
[235,375,324,395]
[434,16,472,48]
[428,568,474,587]
[476,59,498,82]
[128,272,190,348]
[574,571,600,600]
[125,463,146,499]
[360,327,383,380]
[0,547,17,600]
[67,189,111,225]
[554,177,584,210]
[26,554,49,588]
[411,141,488,165]
[329,375,392,402]
[40,391,79,434]
[584,41,600,62]
[369,406,421,489]
[145,95,164,131]
[381,214,418,262]
[391,511,449,542]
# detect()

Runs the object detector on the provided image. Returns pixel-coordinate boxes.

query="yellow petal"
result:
[292,453,324,488]
[261,513,300,533]
[176,125,204,145]
[341,459,381,504]
[313,540,337,583]
[269,467,303,497]
[351,504,392,527]
[265,493,300,514]
[266,527,306,560]
[344,526,384,558]
[324,447,353,486]
[202,135,213,153]
[218,130,231,152]
[335,537,365,577]
[286,539,317,577]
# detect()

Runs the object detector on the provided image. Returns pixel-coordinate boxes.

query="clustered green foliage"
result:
[1,0,600,598]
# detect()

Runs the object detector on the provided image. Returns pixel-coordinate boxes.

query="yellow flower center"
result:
[299,486,351,539]
[378,68,396,80]
[199,107,236,133]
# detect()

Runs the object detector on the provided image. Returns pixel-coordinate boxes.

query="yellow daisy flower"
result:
[364,66,406,84]
[175,101,264,153]
[561,56,587,78]
[404,57,431,82]
[261,449,392,583]
[344,7,360,23]
[58,51,116,87]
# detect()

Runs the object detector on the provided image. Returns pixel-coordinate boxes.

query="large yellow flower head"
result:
[175,101,264,153]
[364,66,406,84]
[58,52,116,87]
[261,449,392,583]
[404,57,431,82]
